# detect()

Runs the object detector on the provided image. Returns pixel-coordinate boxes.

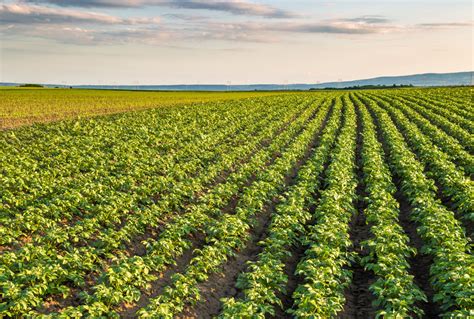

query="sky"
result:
[1,0,473,85]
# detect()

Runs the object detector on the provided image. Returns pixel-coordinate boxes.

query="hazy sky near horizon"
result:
[1,0,473,84]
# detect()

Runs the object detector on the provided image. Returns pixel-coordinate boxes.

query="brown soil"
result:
[177,201,274,318]
[270,244,306,319]
[433,179,473,240]
[339,98,376,318]
[393,186,441,317]
[119,233,206,318]
[339,209,376,319]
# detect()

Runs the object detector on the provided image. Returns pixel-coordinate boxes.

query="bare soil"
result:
[393,185,441,317]
[339,99,376,318]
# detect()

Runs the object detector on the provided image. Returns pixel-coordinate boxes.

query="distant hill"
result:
[308,71,473,89]
[2,71,472,91]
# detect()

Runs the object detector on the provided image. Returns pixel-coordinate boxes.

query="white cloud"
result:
[2,3,471,47]
[23,0,297,18]
[0,3,160,25]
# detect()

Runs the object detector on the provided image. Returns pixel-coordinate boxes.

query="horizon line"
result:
[2,70,472,87]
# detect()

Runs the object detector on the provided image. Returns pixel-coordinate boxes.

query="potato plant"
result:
[0,88,472,318]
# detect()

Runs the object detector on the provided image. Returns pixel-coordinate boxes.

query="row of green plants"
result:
[368,94,474,223]
[378,93,473,175]
[400,93,473,134]
[402,91,473,122]
[135,96,336,318]
[1,89,472,317]
[77,97,313,253]
[420,87,473,106]
[359,93,474,316]
[37,97,329,317]
[0,96,314,316]
[387,94,473,153]
[218,97,343,318]
[352,93,426,317]
[1,99,244,245]
[1,88,279,128]
[1,97,285,246]
[290,94,358,317]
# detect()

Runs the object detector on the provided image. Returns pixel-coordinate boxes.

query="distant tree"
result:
[309,84,415,91]
[18,84,43,88]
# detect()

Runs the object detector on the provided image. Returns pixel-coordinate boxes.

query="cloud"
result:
[23,0,297,18]
[4,2,470,48]
[1,24,97,44]
[0,13,399,47]
[281,15,396,34]
[164,1,297,18]
[1,23,173,45]
[342,15,390,24]
[162,13,209,21]
[0,3,160,25]
[23,0,150,8]
[276,22,391,34]
[417,21,473,28]
[198,18,398,37]
[136,18,398,44]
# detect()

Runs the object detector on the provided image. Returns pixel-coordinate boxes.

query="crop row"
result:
[1,89,472,318]
[367,94,474,223]
[351,93,426,317]
[359,93,473,316]
[399,92,474,132]
[219,95,343,318]
[290,94,358,317]
[396,89,472,122]
[0,96,314,316]
[1,97,288,246]
[375,93,473,176]
[34,96,332,317]
[135,96,335,318]
[382,93,473,154]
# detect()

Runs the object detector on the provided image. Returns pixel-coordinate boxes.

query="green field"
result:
[0,87,473,318]
[0,88,281,129]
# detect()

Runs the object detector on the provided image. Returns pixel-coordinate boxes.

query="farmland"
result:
[0,88,279,129]
[0,87,473,318]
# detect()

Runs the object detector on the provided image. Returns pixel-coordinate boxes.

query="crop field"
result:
[0,87,473,318]
[0,88,279,129]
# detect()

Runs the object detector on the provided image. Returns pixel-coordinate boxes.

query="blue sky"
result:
[1,0,472,84]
